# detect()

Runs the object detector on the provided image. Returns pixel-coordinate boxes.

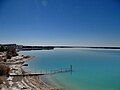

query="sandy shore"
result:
[0,55,60,90]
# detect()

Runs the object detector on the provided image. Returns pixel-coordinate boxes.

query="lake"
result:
[21,49,120,90]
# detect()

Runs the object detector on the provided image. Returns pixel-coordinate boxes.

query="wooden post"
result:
[46,69,47,74]
[61,68,62,72]
[70,65,72,71]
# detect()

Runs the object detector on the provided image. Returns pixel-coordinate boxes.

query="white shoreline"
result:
[0,54,60,90]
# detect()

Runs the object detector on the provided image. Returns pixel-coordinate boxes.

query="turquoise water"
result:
[21,49,120,90]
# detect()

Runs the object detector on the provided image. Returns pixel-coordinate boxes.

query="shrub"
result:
[0,64,10,76]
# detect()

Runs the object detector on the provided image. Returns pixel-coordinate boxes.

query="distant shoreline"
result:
[21,45,120,51]
[1,44,120,51]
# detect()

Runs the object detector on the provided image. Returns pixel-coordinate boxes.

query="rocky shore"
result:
[0,54,59,90]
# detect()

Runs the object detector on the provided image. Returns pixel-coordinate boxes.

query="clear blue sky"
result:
[0,0,120,46]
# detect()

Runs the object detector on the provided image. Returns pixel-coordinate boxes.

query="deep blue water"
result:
[20,49,120,90]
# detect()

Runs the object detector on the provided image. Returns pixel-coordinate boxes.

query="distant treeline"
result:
[1,44,120,52]
[22,46,54,51]
[21,45,120,51]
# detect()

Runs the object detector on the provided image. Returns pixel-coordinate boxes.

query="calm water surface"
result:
[21,49,120,90]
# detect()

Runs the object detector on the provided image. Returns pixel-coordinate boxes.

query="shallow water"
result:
[21,49,120,90]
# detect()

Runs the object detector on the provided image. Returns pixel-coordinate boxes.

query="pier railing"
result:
[45,65,73,75]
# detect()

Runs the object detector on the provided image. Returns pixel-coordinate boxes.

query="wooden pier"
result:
[10,73,45,77]
[10,65,73,77]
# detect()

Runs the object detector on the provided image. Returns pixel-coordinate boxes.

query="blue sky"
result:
[0,0,120,46]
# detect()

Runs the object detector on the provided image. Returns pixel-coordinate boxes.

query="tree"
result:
[0,46,5,52]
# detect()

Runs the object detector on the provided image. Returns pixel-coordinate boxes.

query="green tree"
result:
[0,46,5,52]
